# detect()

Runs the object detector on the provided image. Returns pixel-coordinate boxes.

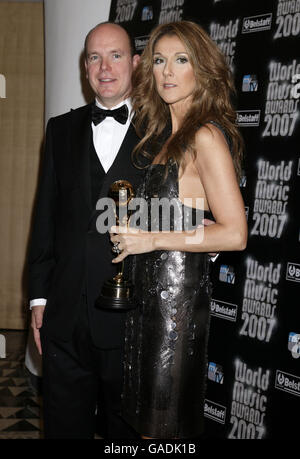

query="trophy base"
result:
[95,279,136,311]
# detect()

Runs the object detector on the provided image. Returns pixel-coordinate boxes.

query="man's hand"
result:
[31,306,45,355]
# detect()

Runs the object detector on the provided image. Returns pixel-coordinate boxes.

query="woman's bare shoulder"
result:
[195,123,229,151]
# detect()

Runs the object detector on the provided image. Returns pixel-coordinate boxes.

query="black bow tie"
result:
[91,103,128,125]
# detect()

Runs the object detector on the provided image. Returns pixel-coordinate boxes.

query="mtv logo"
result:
[142,6,153,21]
[208,362,224,383]
[288,332,300,359]
[240,175,247,187]
[219,264,235,284]
[208,362,216,379]
[242,74,258,92]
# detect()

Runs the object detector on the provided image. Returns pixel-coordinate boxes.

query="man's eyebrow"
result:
[87,49,124,55]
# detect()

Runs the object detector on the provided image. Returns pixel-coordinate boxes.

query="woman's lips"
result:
[163,83,177,88]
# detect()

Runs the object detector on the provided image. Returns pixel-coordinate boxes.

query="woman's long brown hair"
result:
[132,20,243,179]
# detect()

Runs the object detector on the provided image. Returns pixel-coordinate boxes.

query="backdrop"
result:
[108,0,300,439]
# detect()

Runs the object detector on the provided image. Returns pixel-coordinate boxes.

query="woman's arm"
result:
[111,124,247,263]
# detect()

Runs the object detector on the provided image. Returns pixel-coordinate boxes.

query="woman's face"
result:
[152,34,196,111]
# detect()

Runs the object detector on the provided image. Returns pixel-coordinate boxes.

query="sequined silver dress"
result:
[122,158,213,439]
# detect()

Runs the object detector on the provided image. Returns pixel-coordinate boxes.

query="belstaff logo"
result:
[275,370,300,397]
[134,35,149,51]
[286,262,300,282]
[242,13,273,33]
[236,110,261,127]
[204,399,227,424]
[210,299,238,321]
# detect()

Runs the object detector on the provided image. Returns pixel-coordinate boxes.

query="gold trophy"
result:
[95,180,136,311]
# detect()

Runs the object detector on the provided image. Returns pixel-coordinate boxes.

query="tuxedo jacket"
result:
[28,103,145,349]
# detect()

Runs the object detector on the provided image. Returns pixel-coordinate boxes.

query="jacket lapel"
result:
[71,104,93,211]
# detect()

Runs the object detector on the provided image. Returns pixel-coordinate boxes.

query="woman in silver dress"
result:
[110,21,248,439]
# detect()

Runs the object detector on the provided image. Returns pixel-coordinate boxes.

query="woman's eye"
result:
[153,57,163,65]
[177,56,188,63]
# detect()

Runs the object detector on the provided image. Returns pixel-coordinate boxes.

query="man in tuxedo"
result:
[28,22,142,439]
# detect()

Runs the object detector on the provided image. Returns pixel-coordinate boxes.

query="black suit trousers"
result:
[40,295,138,439]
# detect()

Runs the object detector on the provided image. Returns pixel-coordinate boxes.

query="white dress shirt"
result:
[30,98,133,309]
[92,98,133,172]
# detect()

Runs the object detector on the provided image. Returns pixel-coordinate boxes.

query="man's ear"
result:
[132,54,140,69]
[84,59,88,79]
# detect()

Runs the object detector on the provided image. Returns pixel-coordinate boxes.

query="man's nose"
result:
[100,57,111,71]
